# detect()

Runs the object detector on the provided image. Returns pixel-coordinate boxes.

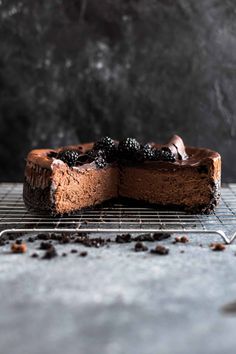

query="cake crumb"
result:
[134,242,148,252]
[31,253,39,258]
[210,243,226,251]
[115,234,132,243]
[27,236,36,243]
[39,241,52,250]
[70,249,78,253]
[153,233,171,241]
[133,233,171,242]
[150,245,169,255]
[42,245,58,259]
[174,236,189,243]
[11,243,27,254]
[79,251,88,257]
[36,233,50,240]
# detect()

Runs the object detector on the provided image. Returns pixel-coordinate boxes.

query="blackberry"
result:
[94,156,106,169]
[153,147,176,162]
[94,136,115,151]
[94,136,117,160]
[88,149,106,160]
[141,144,155,161]
[118,138,141,160]
[87,149,107,168]
[58,150,80,167]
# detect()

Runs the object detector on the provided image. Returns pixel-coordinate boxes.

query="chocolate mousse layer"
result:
[23,137,221,214]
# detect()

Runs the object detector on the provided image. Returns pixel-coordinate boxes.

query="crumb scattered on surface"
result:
[11,243,27,254]
[42,245,58,259]
[153,233,171,241]
[222,301,236,314]
[79,251,88,257]
[39,242,52,250]
[70,249,78,253]
[210,243,226,251]
[115,234,132,243]
[31,253,39,258]
[174,236,189,243]
[36,233,50,240]
[59,234,71,244]
[150,245,169,255]
[133,233,171,242]
[134,242,148,252]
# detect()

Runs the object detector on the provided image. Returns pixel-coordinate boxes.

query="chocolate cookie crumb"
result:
[62,253,67,257]
[59,234,71,244]
[11,243,27,254]
[27,236,35,243]
[37,233,50,240]
[39,241,52,250]
[222,301,236,314]
[175,236,189,243]
[74,236,107,248]
[42,246,57,259]
[115,234,132,243]
[133,233,154,242]
[150,245,169,255]
[15,239,22,245]
[210,243,226,251]
[180,250,185,253]
[134,242,148,252]
[133,233,171,242]
[79,251,88,257]
[153,233,171,241]
[71,249,78,253]
[31,253,39,258]
[8,232,23,240]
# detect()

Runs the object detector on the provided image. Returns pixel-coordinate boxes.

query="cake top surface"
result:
[26,135,221,170]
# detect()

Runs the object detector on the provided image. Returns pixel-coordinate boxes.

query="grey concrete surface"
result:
[1,233,236,354]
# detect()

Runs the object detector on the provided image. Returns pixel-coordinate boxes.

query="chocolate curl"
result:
[164,135,188,160]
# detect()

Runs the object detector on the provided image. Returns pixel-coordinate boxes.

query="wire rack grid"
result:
[1,183,236,244]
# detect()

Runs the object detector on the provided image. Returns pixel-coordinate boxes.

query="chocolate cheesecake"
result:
[23,135,221,214]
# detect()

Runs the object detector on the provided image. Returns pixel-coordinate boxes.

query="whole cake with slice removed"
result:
[23,135,221,215]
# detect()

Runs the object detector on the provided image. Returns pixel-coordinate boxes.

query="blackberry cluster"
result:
[118,138,141,160]
[141,144,155,161]
[88,149,107,168]
[88,148,105,160]
[94,156,106,169]
[93,136,117,161]
[57,150,80,167]
[153,147,176,162]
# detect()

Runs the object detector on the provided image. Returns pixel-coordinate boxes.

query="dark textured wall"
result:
[0,0,236,181]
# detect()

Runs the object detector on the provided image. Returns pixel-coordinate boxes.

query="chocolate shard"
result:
[163,135,188,160]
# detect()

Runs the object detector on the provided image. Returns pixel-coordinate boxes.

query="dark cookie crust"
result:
[23,179,53,213]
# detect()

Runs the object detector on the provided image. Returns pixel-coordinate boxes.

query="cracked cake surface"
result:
[23,135,221,214]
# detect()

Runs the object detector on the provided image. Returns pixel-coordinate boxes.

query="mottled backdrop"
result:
[0,0,236,181]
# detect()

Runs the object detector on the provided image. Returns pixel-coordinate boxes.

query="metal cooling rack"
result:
[1,183,236,244]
